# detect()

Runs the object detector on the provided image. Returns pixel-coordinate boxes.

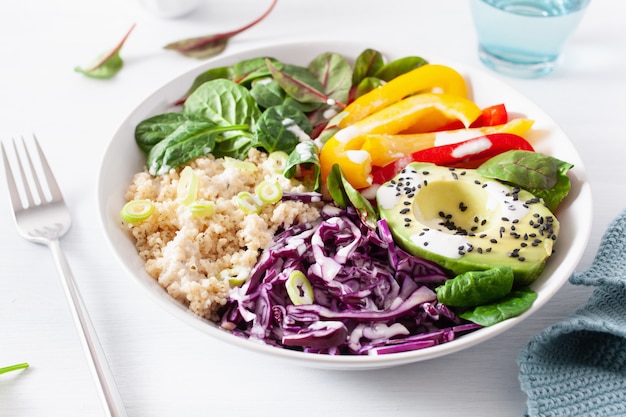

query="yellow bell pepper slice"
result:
[320,93,482,189]
[337,64,468,128]
[362,118,535,167]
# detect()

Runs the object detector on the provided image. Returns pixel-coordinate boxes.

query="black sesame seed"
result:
[490,238,498,244]
[400,208,410,214]
[518,257,526,262]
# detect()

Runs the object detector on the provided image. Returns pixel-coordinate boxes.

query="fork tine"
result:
[31,134,64,203]
[19,135,50,205]
[11,138,38,208]
[1,141,25,210]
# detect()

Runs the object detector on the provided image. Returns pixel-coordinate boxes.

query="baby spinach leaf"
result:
[265,59,327,104]
[373,55,428,81]
[250,78,285,109]
[284,140,321,191]
[459,287,538,327]
[477,150,574,211]
[254,104,312,153]
[308,52,351,105]
[183,79,261,128]
[163,0,278,59]
[326,164,348,208]
[75,23,135,79]
[213,135,255,159]
[180,66,232,103]
[354,76,385,100]
[526,162,573,211]
[352,48,385,86]
[478,150,559,189]
[232,57,281,85]
[147,121,247,175]
[435,266,514,307]
[326,164,378,229]
[135,113,206,153]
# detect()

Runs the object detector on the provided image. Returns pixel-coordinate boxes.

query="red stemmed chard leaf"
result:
[164,0,278,59]
[75,23,136,79]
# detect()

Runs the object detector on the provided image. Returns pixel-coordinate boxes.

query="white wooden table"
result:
[1,1,625,416]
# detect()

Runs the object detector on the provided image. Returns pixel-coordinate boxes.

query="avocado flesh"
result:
[376,162,559,287]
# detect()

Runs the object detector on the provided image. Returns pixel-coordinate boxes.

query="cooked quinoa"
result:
[123,148,322,320]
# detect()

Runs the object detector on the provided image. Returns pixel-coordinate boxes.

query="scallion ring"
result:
[267,151,289,174]
[189,200,215,217]
[177,166,198,205]
[255,180,283,204]
[121,199,155,224]
[285,270,314,305]
[236,192,262,214]
[223,157,258,172]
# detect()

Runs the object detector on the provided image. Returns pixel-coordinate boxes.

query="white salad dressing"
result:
[450,137,492,159]
[282,118,311,142]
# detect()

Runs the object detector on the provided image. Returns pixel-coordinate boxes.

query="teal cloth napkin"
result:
[518,209,626,417]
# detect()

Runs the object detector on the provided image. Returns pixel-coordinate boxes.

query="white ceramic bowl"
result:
[97,40,592,370]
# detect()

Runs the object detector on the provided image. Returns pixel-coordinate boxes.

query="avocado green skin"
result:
[376,162,560,287]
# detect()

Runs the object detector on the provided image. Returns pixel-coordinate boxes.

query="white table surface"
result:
[1,1,625,416]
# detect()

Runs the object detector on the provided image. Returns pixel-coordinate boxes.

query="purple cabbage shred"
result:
[220,206,481,355]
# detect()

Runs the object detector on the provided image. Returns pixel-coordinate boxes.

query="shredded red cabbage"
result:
[221,206,481,355]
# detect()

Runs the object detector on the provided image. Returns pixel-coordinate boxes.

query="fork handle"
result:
[49,239,128,417]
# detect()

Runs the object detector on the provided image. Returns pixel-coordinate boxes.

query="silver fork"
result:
[1,135,128,417]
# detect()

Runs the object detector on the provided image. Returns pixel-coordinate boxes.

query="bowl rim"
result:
[96,39,593,370]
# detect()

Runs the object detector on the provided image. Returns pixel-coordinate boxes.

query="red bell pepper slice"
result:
[371,132,534,185]
[437,103,508,131]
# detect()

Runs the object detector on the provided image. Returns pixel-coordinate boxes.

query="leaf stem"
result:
[86,23,136,72]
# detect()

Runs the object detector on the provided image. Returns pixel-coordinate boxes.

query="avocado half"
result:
[376,162,559,287]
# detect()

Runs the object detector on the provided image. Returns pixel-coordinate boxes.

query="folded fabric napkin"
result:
[518,209,626,417]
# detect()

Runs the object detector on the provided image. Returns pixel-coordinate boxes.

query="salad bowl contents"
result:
[98,41,592,369]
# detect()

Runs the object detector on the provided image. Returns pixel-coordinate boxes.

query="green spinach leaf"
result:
[284,140,321,191]
[250,78,286,109]
[477,150,574,211]
[460,287,538,327]
[147,121,247,175]
[326,164,378,229]
[135,113,206,154]
[436,266,514,307]
[254,104,312,153]
[373,55,428,81]
[232,57,281,85]
[352,48,385,86]
[354,76,385,100]
[265,59,327,105]
[308,52,351,104]
[75,24,135,79]
[183,78,261,128]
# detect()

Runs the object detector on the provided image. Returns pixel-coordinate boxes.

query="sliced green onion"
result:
[223,157,258,172]
[286,270,314,305]
[236,192,262,214]
[177,166,198,205]
[121,200,155,224]
[219,266,251,287]
[189,200,215,217]
[267,151,289,174]
[255,180,283,204]
[0,362,29,375]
